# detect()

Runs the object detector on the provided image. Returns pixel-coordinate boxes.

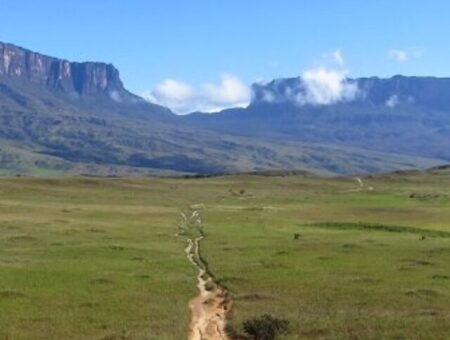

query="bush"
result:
[243,314,289,340]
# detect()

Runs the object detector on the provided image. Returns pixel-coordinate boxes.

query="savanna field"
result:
[0,169,449,339]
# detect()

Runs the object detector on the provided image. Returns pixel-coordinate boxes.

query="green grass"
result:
[306,222,450,238]
[0,171,449,339]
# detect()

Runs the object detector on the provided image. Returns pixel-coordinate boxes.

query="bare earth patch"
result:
[181,209,231,340]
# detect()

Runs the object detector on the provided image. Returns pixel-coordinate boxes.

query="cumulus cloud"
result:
[142,74,250,114]
[143,79,195,113]
[145,49,360,111]
[296,67,358,105]
[256,66,359,106]
[388,49,408,63]
[255,49,358,106]
[202,75,251,110]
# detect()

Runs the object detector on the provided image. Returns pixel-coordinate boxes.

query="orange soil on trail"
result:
[186,237,231,340]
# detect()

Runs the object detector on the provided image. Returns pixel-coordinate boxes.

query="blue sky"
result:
[1,1,449,112]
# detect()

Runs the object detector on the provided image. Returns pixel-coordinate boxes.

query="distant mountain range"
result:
[186,76,450,161]
[0,41,447,176]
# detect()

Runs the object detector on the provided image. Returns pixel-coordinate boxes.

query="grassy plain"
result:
[0,169,449,339]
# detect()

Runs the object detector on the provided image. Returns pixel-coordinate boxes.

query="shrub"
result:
[243,314,289,340]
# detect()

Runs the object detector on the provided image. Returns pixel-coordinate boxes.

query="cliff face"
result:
[251,75,450,110]
[0,42,125,97]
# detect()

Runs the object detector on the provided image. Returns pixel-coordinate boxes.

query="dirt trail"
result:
[346,177,374,192]
[355,177,364,188]
[356,176,374,191]
[181,210,231,340]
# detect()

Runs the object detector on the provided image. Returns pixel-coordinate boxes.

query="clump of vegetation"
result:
[0,290,27,299]
[204,281,216,291]
[243,314,289,340]
[409,192,448,200]
[229,188,248,196]
[308,222,450,238]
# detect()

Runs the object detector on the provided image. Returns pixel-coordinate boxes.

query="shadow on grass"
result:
[0,290,27,299]
[303,222,450,238]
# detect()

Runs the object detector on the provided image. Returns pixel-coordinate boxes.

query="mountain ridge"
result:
[0,41,447,176]
[0,41,130,99]
[185,74,450,162]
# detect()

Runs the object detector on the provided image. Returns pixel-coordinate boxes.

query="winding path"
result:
[181,210,231,340]
[346,177,374,192]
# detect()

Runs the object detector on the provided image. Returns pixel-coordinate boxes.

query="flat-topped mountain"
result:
[185,75,450,162]
[252,75,450,110]
[0,42,128,99]
[0,42,446,176]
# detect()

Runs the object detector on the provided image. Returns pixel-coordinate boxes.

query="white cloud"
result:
[143,79,195,113]
[388,49,408,63]
[256,49,359,106]
[142,74,250,114]
[202,75,250,109]
[145,49,359,111]
[388,48,423,63]
[385,94,399,108]
[332,49,345,66]
[296,67,358,105]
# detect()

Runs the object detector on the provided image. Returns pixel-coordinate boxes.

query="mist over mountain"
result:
[186,75,450,162]
[0,42,446,176]
[252,74,450,110]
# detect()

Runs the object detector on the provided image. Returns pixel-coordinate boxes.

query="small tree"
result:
[243,314,289,340]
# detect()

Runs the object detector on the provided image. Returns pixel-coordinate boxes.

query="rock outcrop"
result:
[0,42,125,98]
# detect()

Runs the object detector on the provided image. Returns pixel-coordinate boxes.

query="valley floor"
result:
[0,170,449,339]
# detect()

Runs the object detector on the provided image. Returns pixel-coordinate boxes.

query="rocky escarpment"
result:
[0,42,127,99]
[0,41,446,176]
[186,74,450,162]
[251,75,450,110]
